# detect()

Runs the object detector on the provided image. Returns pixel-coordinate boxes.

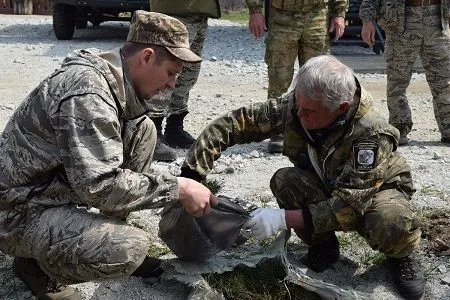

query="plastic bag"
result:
[158,195,250,261]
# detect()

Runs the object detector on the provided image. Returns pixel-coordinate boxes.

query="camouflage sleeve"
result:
[308,134,394,233]
[183,98,285,177]
[359,0,380,23]
[328,0,348,18]
[245,0,264,14]
[53,78,178,213]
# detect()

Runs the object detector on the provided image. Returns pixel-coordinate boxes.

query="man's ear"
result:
[339,101,350,114]
[140,47,156,66]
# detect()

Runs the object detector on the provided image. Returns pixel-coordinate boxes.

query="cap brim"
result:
[165,46,202,63]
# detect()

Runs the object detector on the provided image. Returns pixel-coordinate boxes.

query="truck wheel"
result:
[52,4,76,40]
[76,18,88,29]
[90,18,102,27]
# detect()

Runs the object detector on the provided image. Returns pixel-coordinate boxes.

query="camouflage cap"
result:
[127,10,202,63]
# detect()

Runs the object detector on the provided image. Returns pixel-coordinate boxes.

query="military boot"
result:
[399,135,410,146]
[164,112,196,149]
[14,257,81,300]
[151,117,177,162]
[300,234,340,273]
[267,134,283,154]
[387,256,425,300]
[394,125,411,146]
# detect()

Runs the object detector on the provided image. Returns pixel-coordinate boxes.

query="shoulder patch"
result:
[353,140,378,171]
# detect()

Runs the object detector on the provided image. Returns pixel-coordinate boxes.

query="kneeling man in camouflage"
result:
[181,55,425,300]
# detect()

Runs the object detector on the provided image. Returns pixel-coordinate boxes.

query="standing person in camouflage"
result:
[360,0,450,145]
[0,11,218,300]
[181,55,425,300]
[245,0,347,153]
[148,0,221,162]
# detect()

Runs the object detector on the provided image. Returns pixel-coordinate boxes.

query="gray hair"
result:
[295,55,356,111]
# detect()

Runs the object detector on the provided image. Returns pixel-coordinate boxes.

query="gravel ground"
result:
[0,15,449,300]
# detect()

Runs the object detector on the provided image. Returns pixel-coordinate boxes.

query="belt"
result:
[405,0,440,7]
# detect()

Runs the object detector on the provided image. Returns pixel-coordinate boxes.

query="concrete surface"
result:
[336,54,425,74]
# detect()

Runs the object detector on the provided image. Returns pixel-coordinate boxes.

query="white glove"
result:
[244,207,287,240]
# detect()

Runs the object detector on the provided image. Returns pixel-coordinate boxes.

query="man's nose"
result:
[167,78,177,89]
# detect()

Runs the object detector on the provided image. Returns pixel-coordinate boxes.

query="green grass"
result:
[207,259,320,300]
[148,244,172,258]
[419,185,449,200]
[338,232,386,266]
[202,178,222,194]
[221,10,249,24]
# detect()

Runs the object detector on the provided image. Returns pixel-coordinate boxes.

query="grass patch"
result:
[338,232,385,266]
[221,10,249,24]
[207,258,320,300]
[148,244,172,258]
[202,178,222,194]
[415,207,434,223]
[419,185,449,200]
[360,252,386,265]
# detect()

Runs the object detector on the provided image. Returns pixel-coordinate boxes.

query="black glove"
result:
[179,167,204,182]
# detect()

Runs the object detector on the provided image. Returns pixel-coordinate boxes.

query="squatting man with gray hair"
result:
[0,11,218,300]
[181,55,425,299]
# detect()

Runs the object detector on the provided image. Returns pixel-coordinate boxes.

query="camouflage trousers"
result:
[270,167,421,258]
[147,16,208,117]
[385,5,450,138]
[12,116,157,284]
[265,5,330,99]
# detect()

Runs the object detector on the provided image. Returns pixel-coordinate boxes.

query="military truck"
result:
[50,0,150,40]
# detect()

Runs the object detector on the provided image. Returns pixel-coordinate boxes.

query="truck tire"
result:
[52,4,76,40]
[76,18,88,29]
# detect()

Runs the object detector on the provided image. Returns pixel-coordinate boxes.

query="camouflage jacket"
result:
[359,0,450,34]
[183,79,415,233]
[246,0,348,17]
[0,49,178,243]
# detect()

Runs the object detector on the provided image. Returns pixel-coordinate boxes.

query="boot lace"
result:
[396,257,417,280]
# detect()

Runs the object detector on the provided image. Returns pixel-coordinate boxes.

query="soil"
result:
[421,209,450,256]
[0,14,449,300]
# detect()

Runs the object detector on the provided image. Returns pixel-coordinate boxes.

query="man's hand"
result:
[177,177,218,217]
[244,207,287,240]
[329,16,345,41]
[248,13,266,39]
[361,21,376,47]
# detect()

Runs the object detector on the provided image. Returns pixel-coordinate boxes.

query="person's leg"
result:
[297,5,330,66]
[19,206,152,284]
[384,10,422,144]
[420,6,450,143]
[265,8,302,153]
[122,115,157,172]
[101,115,158,220]
[270,167,339,272]
[11,115,161,298]
[164,16,208,149]
[148,116,177,162]
[357,189,423,299]
[146,90,177,162]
